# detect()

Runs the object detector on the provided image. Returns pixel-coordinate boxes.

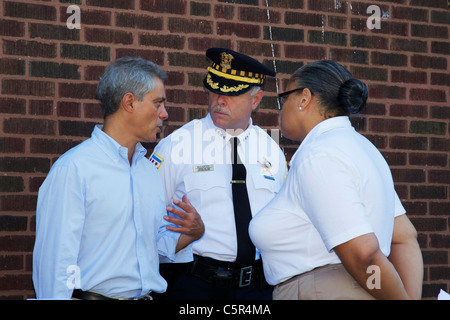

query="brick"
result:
[410,89,446,102]
[218,0,258,5]
[430,234,450,249]
[411,55,447,70]
[413,218,448,232]
[84,103,103,119]
[29,23,79,41]
[0,157,49,173]
[166,71,185,86]
[252,112,279,127]
[0,59,25,75]
[168,52,207,69]
[30,100,54,116]
[431,106,450,120]
[0,19,25,37]
[266,0,303,8]
[285,45,326,60]
[328,15,347,29]
[0,98,26,115]
[382,151,406,166]
[389,136,428,150]
[87,0,134,10]
[368,84,406,100]
[237,41,280,58]
[140,34,185,50]
[60,43,110,61]
[0,215,27,230]
[428,169,450,184]
[411,24,449,39]
[390,38,428,53]
[66,8,111,26]
[351,66,387,82]
[29,176,45,193]
[2,80,54,97]
[141,0,186,14]
[84,65,105,81]
[214,4,234,20]
[4,2,56,21]
[115,13,163,30]
[430,202,450,216]
[392,6,429,22]
[116,49,164,65]
[58,83,97,100]
[431,41,450,55]
[188,37,232,52]
[431,10,450,25]
[430,138,450,152]
[410,121,446,135]
[410,186,447,199]
[0,196,37,212]
[216,21,259,38]
[29,61,81,80]
[409,152,448,167]
[166,89,207,106]
[85,28,133,45]
[285,12,324,27]
[350,35,388,50]
[264,59,303,75]
[351,18,409,36]
[430,267,450,281]
[0,176,25,193]
[389,104,427,118]
[0,255,24,271]
[3,40,57,58]
[369,118,407,133]
[30,138,82,155]
[59,120,97,137]
[264,26,304,43]
[391,168,425,183]
[371,52,407,67]
[308,30,347,46]
[431,73,450,86]
[330,48,368,64]
[191,2,210,17]
[0,138,25,154]
[239,7,281,23]
[3,118,56,136]
[57,102,81,118]
[187,108,208,122]
[0,274,33,292]
[391,70,427,84]
[410,0,448,8]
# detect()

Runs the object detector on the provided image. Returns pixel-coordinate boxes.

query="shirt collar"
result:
[92,125,147,163]
[290,116,352,165]
[205,113,253,144]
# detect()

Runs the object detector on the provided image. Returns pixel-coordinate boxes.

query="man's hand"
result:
[164,195,205,252]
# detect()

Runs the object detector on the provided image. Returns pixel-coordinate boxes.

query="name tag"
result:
[193,164,214,173]
[264,175,275,181]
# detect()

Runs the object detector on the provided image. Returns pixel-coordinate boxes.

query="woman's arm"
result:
[333,233,410,300]
[388,214,423,300]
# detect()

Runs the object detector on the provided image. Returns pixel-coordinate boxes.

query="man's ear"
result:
[251,89,264,111]
[121,93,135,113]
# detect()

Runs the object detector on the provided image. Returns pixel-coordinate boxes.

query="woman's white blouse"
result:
[249,116,405,286]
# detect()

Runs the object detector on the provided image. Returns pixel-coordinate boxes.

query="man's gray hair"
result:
[96,56,167,118]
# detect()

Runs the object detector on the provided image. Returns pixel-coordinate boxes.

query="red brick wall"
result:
[0,0,448,300]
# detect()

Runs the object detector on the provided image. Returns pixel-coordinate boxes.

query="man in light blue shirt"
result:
[32,57,204,300]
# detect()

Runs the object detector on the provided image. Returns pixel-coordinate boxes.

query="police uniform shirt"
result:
[249,116,406,286]
[152,114,287,262]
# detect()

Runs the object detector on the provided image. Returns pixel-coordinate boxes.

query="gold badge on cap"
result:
[220,52,234,70]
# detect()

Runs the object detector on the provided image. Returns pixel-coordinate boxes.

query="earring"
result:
[298,106,302,111]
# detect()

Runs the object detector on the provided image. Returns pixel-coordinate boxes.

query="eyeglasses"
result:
[277,87,314,107]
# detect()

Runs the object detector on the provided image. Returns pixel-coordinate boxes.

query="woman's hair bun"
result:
[338,79,368,114]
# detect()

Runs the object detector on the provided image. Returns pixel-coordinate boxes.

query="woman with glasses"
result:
[249,60,423,300]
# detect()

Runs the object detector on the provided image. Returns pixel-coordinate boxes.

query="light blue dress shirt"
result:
[33,125,191,299]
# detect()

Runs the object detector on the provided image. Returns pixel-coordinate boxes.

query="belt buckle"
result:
[239,266,253,287]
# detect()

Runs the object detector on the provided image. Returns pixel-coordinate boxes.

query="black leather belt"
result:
[72,289,152,300]
[185,255,263,289]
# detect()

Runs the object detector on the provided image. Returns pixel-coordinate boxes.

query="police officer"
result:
[152,48,287,300]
